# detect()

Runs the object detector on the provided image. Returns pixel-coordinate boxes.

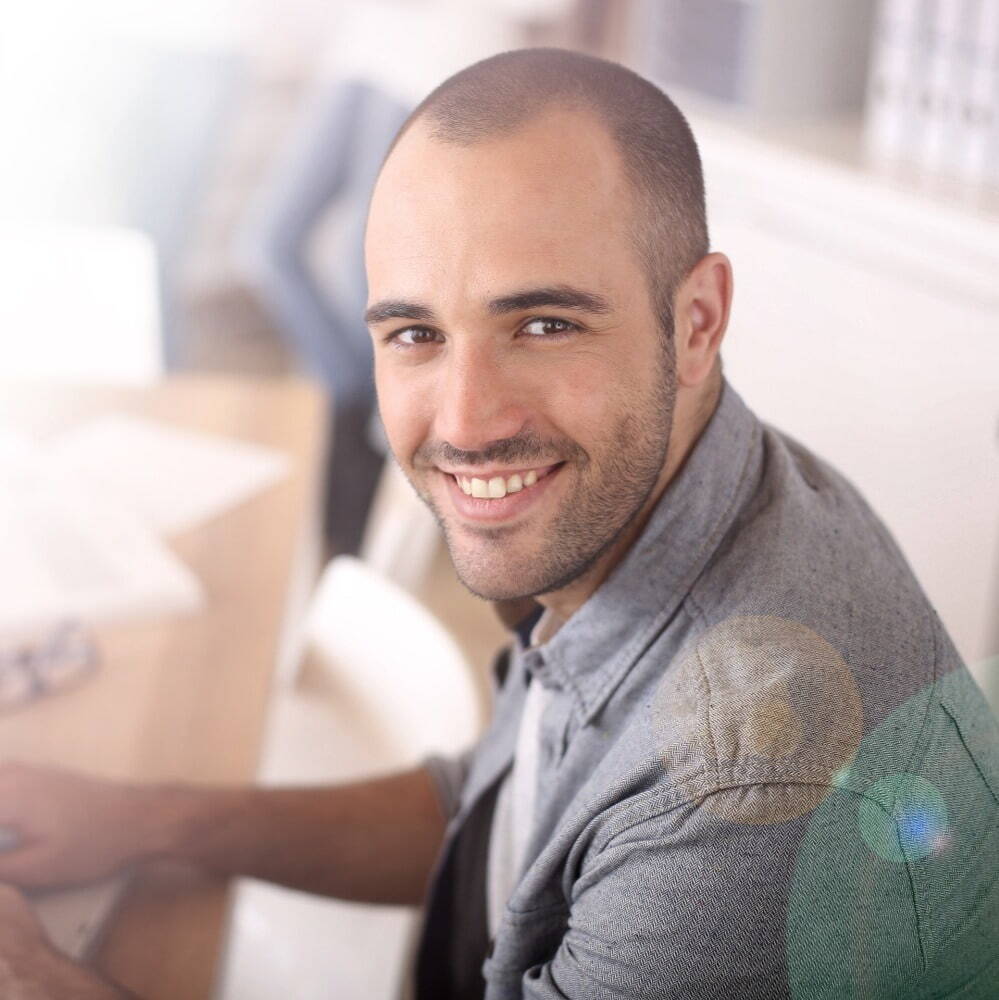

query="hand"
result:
[0,762,171,890]
[0,883,132,999]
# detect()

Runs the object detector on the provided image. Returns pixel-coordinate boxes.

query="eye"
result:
[520,317,580,339]
[388,326,443,347]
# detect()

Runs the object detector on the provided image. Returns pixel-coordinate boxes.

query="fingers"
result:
[0,845,60,890]
[0,881,30,912]
[0,881,45,941]
[0,760,51,824]
[0,761,107,889]
[0,760,47,854]
[0,760,145,890]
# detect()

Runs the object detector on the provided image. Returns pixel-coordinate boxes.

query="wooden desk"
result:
[0,374,328,998]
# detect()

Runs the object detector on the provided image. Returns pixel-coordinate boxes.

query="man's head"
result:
[365,48,732,612]
[381,47,709,341]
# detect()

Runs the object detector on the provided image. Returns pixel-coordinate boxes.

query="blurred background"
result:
[4,0,994,687]
[0,1,997,996]
[1,0,997,705]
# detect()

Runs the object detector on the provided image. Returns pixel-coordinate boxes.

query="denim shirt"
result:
[418,378,999,1000]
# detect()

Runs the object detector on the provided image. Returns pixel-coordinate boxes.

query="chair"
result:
[360,459,443,596]
[216,556,486,1000]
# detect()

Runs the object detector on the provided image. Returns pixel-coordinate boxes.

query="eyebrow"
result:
[363,284,613,327]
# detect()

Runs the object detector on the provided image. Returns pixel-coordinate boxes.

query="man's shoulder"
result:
[597,419,964,828]
[696,418,933,619]
[584,637,999,998]
[686,418,941,717]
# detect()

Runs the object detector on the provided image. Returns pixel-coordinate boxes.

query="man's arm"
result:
[0,761,447,906]
[512,782,926,1000]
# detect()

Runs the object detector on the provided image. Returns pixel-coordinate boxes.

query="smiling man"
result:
[361,48,999,999]
[0,48,996,1000]
[364,67,724,621]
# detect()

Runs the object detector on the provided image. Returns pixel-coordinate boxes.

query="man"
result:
[0,49,996,999]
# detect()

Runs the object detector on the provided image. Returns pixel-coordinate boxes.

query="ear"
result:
[673,252,733,388]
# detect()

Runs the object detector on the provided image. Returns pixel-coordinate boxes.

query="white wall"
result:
[693,114,999,680]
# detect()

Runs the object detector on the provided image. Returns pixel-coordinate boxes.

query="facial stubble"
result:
[405,342,678,603]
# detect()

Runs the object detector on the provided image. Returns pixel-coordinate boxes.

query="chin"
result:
[448,543,582,603]
[452,565,533,603]
[446,545,534,602]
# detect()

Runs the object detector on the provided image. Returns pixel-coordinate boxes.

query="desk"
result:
[0,374,328,998]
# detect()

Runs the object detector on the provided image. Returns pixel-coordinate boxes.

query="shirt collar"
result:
[517,377,763,724]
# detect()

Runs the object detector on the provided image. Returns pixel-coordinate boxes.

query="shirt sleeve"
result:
[516,782,925,1000]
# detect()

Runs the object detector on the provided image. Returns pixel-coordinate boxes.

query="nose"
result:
[433,342,529,454]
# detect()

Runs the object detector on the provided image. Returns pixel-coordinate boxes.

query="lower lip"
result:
[443,466,563,524]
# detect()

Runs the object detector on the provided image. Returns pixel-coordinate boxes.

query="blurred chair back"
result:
[360,459,442,596]
[264,554,484,778]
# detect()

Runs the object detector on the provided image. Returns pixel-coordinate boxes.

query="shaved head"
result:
[365,48,731,611]
[382,47,709,339]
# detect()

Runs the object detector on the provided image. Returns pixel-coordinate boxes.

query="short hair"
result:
[382,47,709,339]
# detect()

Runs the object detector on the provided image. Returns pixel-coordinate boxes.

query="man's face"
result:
[365,108,677,602]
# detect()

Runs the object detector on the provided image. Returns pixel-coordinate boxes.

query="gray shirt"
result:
[418,378,999,999]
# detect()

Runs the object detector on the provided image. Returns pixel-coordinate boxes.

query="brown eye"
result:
[521,318,579,338]
[393,327,442,346]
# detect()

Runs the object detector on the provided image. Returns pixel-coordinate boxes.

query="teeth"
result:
[457,468,546,499]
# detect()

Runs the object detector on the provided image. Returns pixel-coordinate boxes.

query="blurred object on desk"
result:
[0,458,204,633]
[46,413,289,536]
[0,374,327,1000]
[0,402,295,635]
[0,620,99,713]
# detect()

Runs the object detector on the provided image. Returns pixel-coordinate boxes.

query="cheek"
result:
[542,353,639,448]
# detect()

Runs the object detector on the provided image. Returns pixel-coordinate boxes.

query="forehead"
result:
[365,107,639,301]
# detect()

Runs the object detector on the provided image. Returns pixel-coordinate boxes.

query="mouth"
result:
[439,462,565,523]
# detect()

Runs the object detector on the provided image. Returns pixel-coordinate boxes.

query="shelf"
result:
[665,85,999,230]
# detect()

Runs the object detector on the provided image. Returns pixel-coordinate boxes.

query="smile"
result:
[451,464,558,499]
[439,462,564,524]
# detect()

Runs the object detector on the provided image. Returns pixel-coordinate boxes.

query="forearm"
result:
[151,765,448,905]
